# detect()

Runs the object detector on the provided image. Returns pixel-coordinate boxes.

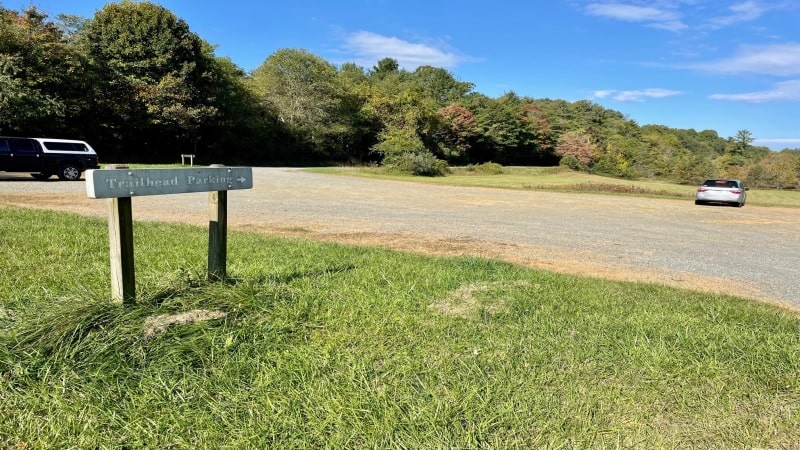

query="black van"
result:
[0,137,100,180]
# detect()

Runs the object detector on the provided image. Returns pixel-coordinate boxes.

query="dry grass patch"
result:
[143,309,227,340]
[429,280,535,318]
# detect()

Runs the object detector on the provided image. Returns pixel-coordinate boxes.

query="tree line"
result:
[1,1,799,188]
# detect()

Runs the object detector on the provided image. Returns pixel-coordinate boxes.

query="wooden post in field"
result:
[208,164,228,281]
[107,165,136,304]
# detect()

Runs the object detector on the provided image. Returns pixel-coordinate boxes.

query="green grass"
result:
[312,166,800,208]
[1,208,799,448]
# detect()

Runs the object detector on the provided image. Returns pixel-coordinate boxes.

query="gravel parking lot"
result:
[2,167,799,310]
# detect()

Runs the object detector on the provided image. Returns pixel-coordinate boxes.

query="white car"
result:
[695,179,748,207]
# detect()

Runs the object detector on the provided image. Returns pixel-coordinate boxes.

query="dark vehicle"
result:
[0,137,100,181]
[695,178,748,207]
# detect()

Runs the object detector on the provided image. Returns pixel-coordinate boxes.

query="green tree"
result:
[734,129,754,151]
[371,126,447,176]
[194,54,277,163]
[719,129,754,169]
[672,152,715,185]
[249,48,359,159]
[250,49,339,129]
[364,72,438,149]
[640,125,686,178]
[371,126,426,155]
[411,65,474,105]
[745,152,799,189]
[81,0,218,160]
[334,62,378,160]
[0,6,89,135]
[593,133,643,178]
[471,93,529,163]
[370,57,400,79]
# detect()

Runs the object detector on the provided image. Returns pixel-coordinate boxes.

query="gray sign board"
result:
[86,167,253,198]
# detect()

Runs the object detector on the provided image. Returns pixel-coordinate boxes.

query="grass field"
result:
[1,207,799,448]
[311,166,800,208]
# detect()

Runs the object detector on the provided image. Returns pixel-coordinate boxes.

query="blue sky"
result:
[5,0,800,149]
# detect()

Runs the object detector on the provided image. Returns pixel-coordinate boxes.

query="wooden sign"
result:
[86,167,253,198]
[87,165,253,304]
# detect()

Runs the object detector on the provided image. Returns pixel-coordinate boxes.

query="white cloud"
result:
[585,2,687,31]
[706,0,794,30]
[592,89,615,99]
[706,1,768,29]
[710,79,800,103]
[342,31,463,69]
[593,88,682,102]
[584,1,785,33]
[693,43,800,76]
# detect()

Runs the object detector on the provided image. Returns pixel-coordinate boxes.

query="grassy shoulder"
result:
[1,208,799,448]
[310,166,800,208]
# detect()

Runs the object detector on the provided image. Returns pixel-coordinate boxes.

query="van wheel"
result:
[58,164,81,181]
[31,172,52,180]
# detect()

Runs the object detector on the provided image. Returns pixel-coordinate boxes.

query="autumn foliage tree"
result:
[555,131,596,169]
[434,103,478,160]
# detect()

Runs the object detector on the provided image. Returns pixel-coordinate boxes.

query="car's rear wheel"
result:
[57,164,81,181]
[695,200,705,205]
[31,172,52,180]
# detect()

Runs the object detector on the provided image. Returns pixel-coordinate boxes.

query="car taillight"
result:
[697,188,706,192]
[731,190,742,194]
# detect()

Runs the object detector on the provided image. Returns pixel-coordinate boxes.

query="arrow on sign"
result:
[236,176,247,183]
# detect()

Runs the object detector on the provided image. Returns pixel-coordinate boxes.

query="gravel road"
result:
[2,167,799,309]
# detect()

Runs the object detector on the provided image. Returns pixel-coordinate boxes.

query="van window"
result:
[8,138,37,153]
[0,139,8,154]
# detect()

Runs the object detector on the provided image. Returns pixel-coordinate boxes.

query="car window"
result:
[43,141,76,151]
[44,141,90,152]
[704,179,733,187]
[8,138,37,153]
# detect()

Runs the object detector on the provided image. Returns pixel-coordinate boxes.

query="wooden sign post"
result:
[86,165,253,304]
[207,165,227,282]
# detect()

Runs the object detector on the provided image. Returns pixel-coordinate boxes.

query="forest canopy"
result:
[1,2,798,188]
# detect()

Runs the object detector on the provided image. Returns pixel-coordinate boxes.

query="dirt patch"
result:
[143,309,227,340]
[0,192,103,218]
[239,225,775,307]
[429,280,535,318]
